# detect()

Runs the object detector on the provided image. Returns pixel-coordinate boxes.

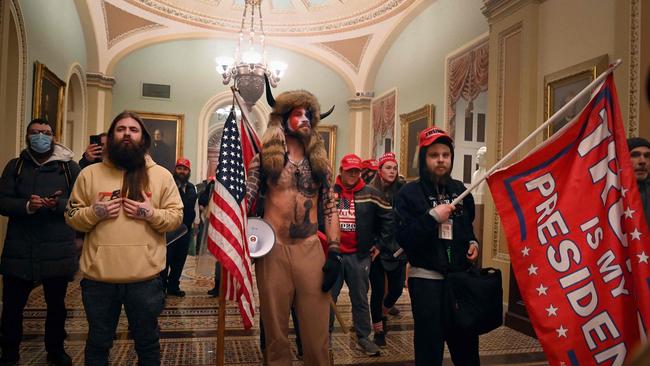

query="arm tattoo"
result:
[93,204,108,219]
[137,207,150,217]
[321,186,338,225]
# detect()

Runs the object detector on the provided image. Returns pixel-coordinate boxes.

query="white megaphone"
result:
[247,217,276,258]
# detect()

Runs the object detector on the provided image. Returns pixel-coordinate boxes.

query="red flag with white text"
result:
[487,75,650,365]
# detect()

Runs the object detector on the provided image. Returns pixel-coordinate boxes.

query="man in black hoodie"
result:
[395,127,479,366]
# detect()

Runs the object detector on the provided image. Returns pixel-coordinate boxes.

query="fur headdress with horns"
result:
[261,76,334,183]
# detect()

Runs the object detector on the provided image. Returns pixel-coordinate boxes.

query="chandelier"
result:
[215,0,286,111]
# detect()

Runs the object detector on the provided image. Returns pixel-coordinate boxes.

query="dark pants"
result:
[369,260,405,323]
[0,275,69,358]
[81,277,165,366]
[164,231,191,291]
[408,277,480,366]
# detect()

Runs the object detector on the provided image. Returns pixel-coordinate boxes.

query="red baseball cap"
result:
[418,126,453,149]
[175,158,191,169]
[340,154,363,170]
[377,152,397,168]
[362,159,378,171]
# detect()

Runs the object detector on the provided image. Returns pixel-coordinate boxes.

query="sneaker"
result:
[167,289,186,297]
[373,331,386,347]
[356,337,380,356]
[388,306,400,316]
[46,351,72,366]
[207,288,219,297]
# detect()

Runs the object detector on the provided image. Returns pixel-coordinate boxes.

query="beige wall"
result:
[481,0,639,305]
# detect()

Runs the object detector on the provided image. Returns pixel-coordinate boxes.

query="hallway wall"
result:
[20,0,87,125]
[111,39,350,180]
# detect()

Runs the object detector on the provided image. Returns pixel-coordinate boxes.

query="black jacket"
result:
[638,178,650,231]
[177,181,197,229]
[333,182,393,258]
[395,177,477,274]
[368,175,406,270]
[0,146,81,281]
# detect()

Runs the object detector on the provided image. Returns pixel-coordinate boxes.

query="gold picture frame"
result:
[133,111,184,172]
[400,104,435,181]
[32,61,66,140]
[543,54,608,137]
[316,125,337,168]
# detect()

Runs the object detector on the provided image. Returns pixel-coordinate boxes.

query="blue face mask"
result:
[29,133,53,153]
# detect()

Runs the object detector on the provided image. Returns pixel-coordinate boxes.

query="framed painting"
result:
[133,111,184,172]
[316,125,337,168]
[400,104,435,181]
[544,54,608,137]
[32,61,66,140]
[371,89,397,158]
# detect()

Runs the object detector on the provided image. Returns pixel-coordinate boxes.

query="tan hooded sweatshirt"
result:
[65,156,183,283]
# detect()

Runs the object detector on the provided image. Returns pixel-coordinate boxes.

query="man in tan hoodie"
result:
[65,111,183,366]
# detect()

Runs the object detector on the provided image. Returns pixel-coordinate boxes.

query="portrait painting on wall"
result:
[544,54,608,137]
[133,111,184,172]
[316,125,337,170]
[32,61,66,140]
[371,90,396,158]
[400,104,434,181]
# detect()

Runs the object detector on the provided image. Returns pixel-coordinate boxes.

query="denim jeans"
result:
[81,276,165,366]
[329,254,372,340]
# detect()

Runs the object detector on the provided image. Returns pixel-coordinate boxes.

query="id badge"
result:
[439,219,453,240]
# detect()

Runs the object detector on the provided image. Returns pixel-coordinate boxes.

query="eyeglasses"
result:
[28,130,53,136]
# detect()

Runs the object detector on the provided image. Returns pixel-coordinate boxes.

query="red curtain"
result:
[372,91,396,155]
[446,41,489,138]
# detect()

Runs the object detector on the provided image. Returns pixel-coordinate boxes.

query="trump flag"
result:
[487,75,650,365]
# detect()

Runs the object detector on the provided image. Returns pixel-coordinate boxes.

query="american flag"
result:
[207,108,256,329]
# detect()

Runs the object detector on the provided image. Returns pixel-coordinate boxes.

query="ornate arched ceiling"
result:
[79,0,432,93]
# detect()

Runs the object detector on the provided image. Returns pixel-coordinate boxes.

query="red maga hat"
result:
[340,154,363,170]
[175,158,191,169]
[418,126,453,149]
[377,152,397,168]
[361,159,378,171]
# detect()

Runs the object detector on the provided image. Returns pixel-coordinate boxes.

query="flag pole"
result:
[450,58,622,207]
[216,266,227,366]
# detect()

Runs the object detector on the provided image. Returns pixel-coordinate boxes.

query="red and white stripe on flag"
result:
[207,109,256,329]
[487,75,650,365]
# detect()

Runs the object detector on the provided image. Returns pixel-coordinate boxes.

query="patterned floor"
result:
[14,257,547,365]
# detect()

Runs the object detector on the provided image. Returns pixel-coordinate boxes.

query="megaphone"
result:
[247,217,276,258]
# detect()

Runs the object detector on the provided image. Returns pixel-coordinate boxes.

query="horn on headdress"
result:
[264,74,275,107]
[320,105,335,120]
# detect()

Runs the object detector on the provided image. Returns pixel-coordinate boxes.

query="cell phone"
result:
[89,134,102,146]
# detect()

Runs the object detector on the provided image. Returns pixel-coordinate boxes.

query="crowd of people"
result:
[1,85,649,366]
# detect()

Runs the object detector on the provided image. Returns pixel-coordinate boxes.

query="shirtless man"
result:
[246,86,340,366]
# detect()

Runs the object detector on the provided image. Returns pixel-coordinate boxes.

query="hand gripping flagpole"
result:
[393,60,622,260]
[449,59,622,207]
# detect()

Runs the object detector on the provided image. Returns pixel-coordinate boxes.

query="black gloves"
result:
[321,251,342,292]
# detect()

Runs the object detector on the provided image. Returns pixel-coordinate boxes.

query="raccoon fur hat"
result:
[261,77,334,184]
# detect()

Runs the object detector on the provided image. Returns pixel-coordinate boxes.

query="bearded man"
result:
[162,158,197,297]
[395,127,480,366]
[245,82,340,365]
[65,111,183,366]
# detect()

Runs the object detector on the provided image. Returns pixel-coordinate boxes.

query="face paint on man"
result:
[286,107,312,138]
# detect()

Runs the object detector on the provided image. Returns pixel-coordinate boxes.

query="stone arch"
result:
[196,91,271,180]
[63,63,87,157]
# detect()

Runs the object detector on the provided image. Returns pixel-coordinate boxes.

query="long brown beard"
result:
[107,137,149,201]
[429,171,451,187]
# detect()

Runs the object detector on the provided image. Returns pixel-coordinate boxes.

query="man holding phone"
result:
[0,119,81,366]
[79,132,107,169]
